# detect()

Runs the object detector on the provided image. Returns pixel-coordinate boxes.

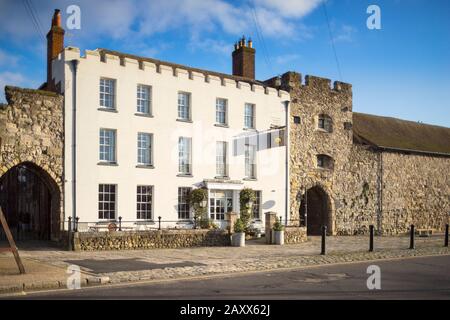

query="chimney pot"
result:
[232,37,255,79]
[47,9,65,91]
[52,9,61,27]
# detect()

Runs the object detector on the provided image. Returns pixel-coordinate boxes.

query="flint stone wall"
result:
[0,86,64,239]
[284,227,307,244]
[72,229,231,251]
[278,72,450,236]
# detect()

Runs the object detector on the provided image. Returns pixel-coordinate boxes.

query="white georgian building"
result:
[47,11,289,232]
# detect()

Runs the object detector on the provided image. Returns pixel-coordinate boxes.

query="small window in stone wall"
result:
[318,114,333,132]
[293,116,301,124]
[317,154,333,170]
[344,122,352,130]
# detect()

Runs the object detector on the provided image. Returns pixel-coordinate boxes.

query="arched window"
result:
[318,114,333,132]
[316,154,333,169]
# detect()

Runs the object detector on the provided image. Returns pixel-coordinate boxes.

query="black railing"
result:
[63,217,231,233]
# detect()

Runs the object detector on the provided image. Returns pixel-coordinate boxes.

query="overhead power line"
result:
[22,0,45,41]
[322,1,343,81]
[250,0,274,76]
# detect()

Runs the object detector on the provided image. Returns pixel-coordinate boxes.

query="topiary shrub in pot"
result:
[232,218,246,247]
[239,188,256,234]
[188,188,208,228]
[273,218,285,245]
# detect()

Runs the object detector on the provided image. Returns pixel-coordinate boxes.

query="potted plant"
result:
[232,218,246,247]
[239,188,256,234]
[273,218,285,245]
[188,188,208,228]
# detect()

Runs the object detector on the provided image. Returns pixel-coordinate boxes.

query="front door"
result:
[209,190,233,229]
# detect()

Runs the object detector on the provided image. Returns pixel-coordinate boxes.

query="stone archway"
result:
[299,186,332,235]
[0,86,64,241]
[0,162,61,240]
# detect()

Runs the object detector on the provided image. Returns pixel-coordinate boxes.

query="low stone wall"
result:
[72,229,231,251]
[284,227,307,244]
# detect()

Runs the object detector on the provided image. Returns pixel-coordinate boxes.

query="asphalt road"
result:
[12,255,450,300]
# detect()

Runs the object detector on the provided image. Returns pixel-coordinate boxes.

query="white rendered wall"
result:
[54,47,289,230]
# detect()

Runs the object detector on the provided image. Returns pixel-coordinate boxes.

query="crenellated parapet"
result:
[58,47,289,100]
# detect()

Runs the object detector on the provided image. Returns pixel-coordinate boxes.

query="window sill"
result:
[135,112,153,118]
[176,118,193,123]
[315,128,332,134]
[97,162,118,166]
[214,123,229,128]
[177,173,193,178]
[243,177,257,181]
[214,176,230,180]
[136,164,155,169]
[315,167,333,172]
[98,107,118,113]
[176,220,193,224]
[243,127,257,132]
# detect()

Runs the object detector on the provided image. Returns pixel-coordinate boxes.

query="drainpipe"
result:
[71,59,79,226]
[284,100,290,226]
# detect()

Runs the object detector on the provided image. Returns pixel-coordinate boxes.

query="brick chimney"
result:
[46,9,64,91]
[232,36,255,79]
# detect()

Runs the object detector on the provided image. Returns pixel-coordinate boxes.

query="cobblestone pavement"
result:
[3,235,447,288]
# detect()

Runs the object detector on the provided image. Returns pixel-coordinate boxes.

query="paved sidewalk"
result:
[1,235,449,295]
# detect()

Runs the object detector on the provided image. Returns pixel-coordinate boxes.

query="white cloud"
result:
[334,25,357,43]
[0,0,321,43]
[0,72,27,103]
[0,49,20,67]
[275,53,301,65]
[254,0,323,18]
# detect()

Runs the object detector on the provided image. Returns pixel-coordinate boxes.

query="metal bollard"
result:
[369,225,374,252]
[68,217,72,232]
[158,216,162,230]
[409,224,415,249]
[118,216,122,231]
[321,225,327,255]
[445,224,449,247]
[75,217,79,232]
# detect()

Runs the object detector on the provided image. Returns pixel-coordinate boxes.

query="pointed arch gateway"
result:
[299,186,332,236]
[0,162,61,241]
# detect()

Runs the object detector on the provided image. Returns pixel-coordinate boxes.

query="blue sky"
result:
[0,0,449,126]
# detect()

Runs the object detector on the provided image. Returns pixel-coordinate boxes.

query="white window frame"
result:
[137,84,152,115]
[253,191,262,220]
[98,184,117,220]
[99,128,116,163]
[99,78,116,109]
[244,103,255,129]
[178,92,191,121]
[178,187,192,220]
[136,185,153,220]
[209,190,233,221]
[178,137,192,174]
[245,143,257,179]
[216,98,227,125]
[216,141,227,177]
[137,132,153,166]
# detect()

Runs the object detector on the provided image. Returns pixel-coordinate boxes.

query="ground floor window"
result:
[178,187,192,220]
[253,191,261,219]
[98,184,116,220]
[209,190,233,221]
[137,185,153,220]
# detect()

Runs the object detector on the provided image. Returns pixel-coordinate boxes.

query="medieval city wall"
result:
[0,86,64,238]
[281,72,450,235]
